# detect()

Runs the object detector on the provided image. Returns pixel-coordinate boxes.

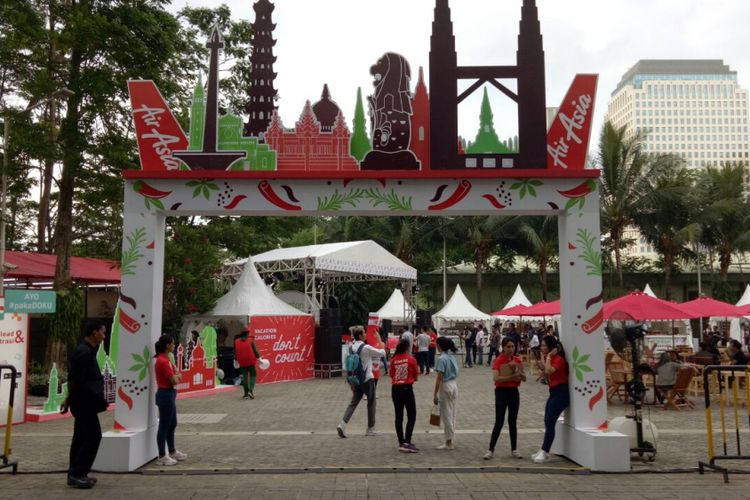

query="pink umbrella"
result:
[604,291,694,321]
[521,300,561,317]
[491,304,529,316]
[680,296,746,318]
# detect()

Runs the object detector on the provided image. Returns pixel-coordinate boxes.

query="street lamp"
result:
[0,88,74,296]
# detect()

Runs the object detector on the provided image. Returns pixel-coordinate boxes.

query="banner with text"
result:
[0,313,28,425]
[252,315,315,384]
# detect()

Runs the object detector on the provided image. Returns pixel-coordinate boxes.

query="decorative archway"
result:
[94,0,629,472]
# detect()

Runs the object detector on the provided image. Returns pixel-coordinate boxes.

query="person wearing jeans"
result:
[484,338,526,460]
[532,336,569,464]
[390,339,419,452]
[154,335,187,466]
[433,336,460,450]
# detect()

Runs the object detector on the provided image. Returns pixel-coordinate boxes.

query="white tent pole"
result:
[442,236,447,304]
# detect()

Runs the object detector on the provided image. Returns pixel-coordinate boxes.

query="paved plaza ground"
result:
[2,356,749,498]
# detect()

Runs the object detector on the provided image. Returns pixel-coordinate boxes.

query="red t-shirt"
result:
[492,353,522,388]
[547,354,569,388]
[389,353,419,386]
[234,336,258,367]
[155,353,176,389]
[428,331,438,348]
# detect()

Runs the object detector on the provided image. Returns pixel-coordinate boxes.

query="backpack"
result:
[345,343,367,387]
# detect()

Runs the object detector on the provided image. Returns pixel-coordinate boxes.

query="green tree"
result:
[466,87,511,154]
[350,87,370,161]
[517,216,558,301]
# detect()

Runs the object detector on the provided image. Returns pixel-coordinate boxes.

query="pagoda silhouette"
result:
[244,0,279,139]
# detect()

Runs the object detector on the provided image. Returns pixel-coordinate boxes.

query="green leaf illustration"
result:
[187,180,220,200]
[317,189,365,211]
[571,346,593,383]
[576,228,602,276]
[128,345,152,382]
[363,188,412,211]
[511,179,543,200]
[121,228,147,277]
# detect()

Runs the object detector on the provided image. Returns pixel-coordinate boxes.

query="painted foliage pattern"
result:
[117,175,607,430]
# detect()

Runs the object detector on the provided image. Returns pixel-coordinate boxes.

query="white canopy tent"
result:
[220,241,417,314]
[492,284,533,320]
[376,288,416,322]
[432,284,491,330]
[719,284,750,340]
[643,284,657,298]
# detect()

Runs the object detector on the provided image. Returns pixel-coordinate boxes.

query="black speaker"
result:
[416,309,433,329]
[381,319,393,337]
[319,308,341,328]
[314,325,343,365]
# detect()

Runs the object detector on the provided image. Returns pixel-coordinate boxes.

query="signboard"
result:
[252,315,315,384]
[0,313,28,425]
[5,289,57,314]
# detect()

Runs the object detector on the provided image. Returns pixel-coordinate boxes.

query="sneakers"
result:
[337,422,347,438]
[406,443,419,453]
[365,427,380,436]
[483,450,494,460]
[242,394,251,400]
[67,476,95,489]
[157,455,178,466]
[511,450,523,459]
[248,392,255,399]
[531,450,550,464]
[398,443,410,453]
[436,443,455,450]
[170,450,187,461]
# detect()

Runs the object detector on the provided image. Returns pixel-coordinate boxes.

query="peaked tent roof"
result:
[736,284,750,307]
[376,288,415,322]
[643,284,657,298]
[209,257,309,317]
[503,284,533,309]
[432,284,491,326]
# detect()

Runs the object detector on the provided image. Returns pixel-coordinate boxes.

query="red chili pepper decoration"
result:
[119,308,141,333]
[427,180,471,211]
[581,308,603,334]
[557,179,596,198]
[118,386,133,410]
[482,194,506,210]
[588,386,604,411]
[133,180,172,199]
[223,195,247,210]
[258,181,302,211]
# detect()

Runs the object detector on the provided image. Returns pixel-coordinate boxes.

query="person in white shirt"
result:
[416,328,431,374]
[400,328,414,352]
[337,327,386,438]
[476,327,487,366]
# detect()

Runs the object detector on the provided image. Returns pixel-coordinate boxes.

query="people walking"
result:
[337,327,386,437]
[389,339,420,452]
[433,336,459,450]
[484,338,526,460]
[487,326,501,366]
[461,326,474,367]
[532,336,569,464]
[234,326,260,399]
[154,334,188,466]
[63,320,109,489]
[476,326,487,366]
[416,327,431,374]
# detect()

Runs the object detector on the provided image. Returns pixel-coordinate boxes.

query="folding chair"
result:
[663,367,696,410]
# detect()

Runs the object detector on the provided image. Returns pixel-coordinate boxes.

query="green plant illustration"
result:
[143,197,164,211]
[565,196,586,213]
[363,188,412,211]
[317,189,365,211]
[128,345,152,382]
[187,180,220,200]
[121,227,147,276]
[571,346,593,383]
[510,179,543,199]
[576,228,602,276]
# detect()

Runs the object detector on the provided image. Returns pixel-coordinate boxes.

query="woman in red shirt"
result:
[389,339,419,453]
[532,336,569,464]
[154,335,186,466]
[484,337,526,460]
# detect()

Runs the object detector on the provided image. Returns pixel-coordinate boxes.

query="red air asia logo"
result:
[546,75,598,170]
[128,81,188,171]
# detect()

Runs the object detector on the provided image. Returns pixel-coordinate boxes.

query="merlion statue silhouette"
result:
[360,52,420,170]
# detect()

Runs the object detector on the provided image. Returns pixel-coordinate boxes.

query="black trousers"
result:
[488,386,520,452]
[68,410,102,477]
[391,385,417,445]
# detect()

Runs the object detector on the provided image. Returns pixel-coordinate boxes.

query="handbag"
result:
[429,404,441,426]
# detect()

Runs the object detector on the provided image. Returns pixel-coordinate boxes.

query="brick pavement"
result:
[5,354,748,477]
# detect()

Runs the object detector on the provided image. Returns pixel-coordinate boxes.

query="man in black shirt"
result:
[62,320,108,489]
[504,323,522,355]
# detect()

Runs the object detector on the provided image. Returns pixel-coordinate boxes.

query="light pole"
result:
[0,88,73,296]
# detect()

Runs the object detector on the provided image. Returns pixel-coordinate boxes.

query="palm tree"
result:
[598,121,681,287]
[633,165,698,300]
[696,164,750,299]
[517,216,558,301]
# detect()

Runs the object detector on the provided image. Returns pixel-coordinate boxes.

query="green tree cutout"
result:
[571,347,593,383]
[350,87,371,161]
[129,345,152,382]
[576,228,602,276]
[187,180,220,200]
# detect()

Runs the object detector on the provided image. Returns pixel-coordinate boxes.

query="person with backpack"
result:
[389,339,419,452]
[337,326,386,438]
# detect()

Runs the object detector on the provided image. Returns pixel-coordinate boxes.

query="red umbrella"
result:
[491,304,529,316]
[739,304,750,316]
[604,291,693,321]
[522,300,561,316]
[680,296,746,318]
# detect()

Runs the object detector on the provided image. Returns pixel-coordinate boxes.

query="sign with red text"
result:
[252,315,315,384]
[0,313,28,425]
[128,80,189,171]
[546,74,598,170]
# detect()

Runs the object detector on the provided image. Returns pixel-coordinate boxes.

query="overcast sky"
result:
[169,0,750,153]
